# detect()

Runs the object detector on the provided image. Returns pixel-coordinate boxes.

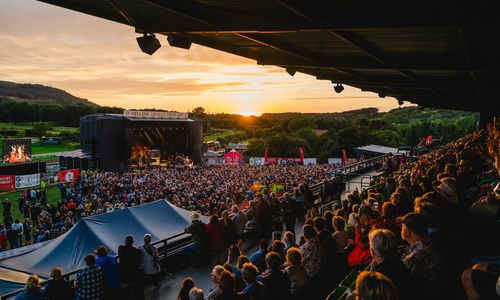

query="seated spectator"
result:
[206,265,225,300]
[15,274,46,300]
[331,215,349,252]
[284,247,308,293]
[354,271,399,300]
[223,263,246,293]
[299,224,326,277]
[270,240,286,264]
[249,239,269,274]
[462,261,500,300]
[367,229,415,300]
[45,267,74,300]
[400,212,444,295]
[242,263,270,300]
[216,270,250,300]
[283,231,299,255]
[177,277,196,300]
[313,216,335,265]
[189,287,205,300]
[262,252,291,300]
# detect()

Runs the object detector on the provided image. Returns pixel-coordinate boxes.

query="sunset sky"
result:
[1,0,410,116]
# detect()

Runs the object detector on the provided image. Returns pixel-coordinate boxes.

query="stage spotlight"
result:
[136,33,161,55]
[286,65,296,76]
[398,99,404,106]
[378,92,386,98]
[167,34,192,50]
[334,83,344,93]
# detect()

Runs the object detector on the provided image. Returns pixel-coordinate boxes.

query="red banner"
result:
[0,175,15,191]
[59,169,80,183]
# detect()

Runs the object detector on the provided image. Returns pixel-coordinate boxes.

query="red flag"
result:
[0,175,15,191]
[342,149,347,162]
[264,148,269,163]
[59,169,80,183]
[299,148,304,162]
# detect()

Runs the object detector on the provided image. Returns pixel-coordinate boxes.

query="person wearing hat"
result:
[94,245,121,292]
[400,212,444,295]
[74,254,104,300]
[183,211,209,267]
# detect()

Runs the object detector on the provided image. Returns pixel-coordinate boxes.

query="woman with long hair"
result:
[177,277,196,300]
[15,274,46,300]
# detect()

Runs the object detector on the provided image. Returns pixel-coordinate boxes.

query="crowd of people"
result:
[2,118,500,299]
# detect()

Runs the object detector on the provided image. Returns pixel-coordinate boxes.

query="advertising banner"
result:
[59,168,80,183]
[0,175,15,190]
[15,173,40,189]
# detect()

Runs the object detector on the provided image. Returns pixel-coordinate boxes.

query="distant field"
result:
[0,123,78,133]
[204,128,244,142]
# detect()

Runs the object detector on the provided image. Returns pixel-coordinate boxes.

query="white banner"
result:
[249,157,265,166]
[15,173,41,189]
[124,110,188,119]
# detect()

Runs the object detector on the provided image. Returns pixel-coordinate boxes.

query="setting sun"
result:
[238,111,260,117]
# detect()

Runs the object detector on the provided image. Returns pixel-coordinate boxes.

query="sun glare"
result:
[239,111,260,117]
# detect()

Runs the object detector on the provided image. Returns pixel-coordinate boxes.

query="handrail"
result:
[2,231,192,299]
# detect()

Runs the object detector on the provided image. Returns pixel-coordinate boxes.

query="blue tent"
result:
[0,200,208,295]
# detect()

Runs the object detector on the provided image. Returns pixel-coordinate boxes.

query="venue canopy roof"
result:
[35,0,499,115]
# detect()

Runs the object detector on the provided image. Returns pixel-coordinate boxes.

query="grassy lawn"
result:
[31,141,80,154]
[1,184,61,222]
[204,128,244,142]
[0,123,78,132]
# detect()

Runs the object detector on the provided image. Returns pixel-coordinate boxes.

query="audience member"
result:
[298,224,326,276]
[14,274,46,300]
[74,254,104,300]
[242,262,270,300]
[354,271,399,300]
[206,265,225,300]
[189,287,205,300]
[117,234,144,299]
[216,270,251,300]
[94,245,121,292]
[177,277,196,300]
[45,267,74,300]
[249,239,269,274]
[207,214,225,251]
[183,211,209,268]
[284,247,308,293]
[331,215,349,252]
[139,233,162,290]
[262,252,291,300]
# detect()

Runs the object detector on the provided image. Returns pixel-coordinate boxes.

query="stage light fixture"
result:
[167,34,192,49]
[334,83,344,93]
[136,33,161,55]
[378,92,386,98]
[286,65,296,76]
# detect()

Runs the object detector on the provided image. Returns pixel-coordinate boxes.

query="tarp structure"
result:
[0,200,209,295]
[223,149,244,165]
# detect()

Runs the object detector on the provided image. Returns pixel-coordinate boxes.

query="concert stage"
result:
[75,111,203,172]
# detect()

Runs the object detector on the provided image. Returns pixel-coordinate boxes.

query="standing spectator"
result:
[3,211,13,228]
[74,254,104,300]
[282,193,299,236]
[207,215,225,251]
[255,194,272,240]
[17,194,24,214]
[139,233,162,290]
[2,198,12,217]
[6,226,19,249]
[0,225,6,252]
[231,205,247,241]
[14,274,46,300]
[117,234,144,299]
[11,218,23,246]
[221,212,237,250]
[45,267,74,300]
[23,218,31,246]
[22,201,30,220]
[183,211,209,267]
[94,245,121,293]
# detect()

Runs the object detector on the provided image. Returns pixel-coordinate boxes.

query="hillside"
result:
[0,80,98,106]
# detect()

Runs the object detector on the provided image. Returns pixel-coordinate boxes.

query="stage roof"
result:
[354,144,399,157]
[35,0,498,113]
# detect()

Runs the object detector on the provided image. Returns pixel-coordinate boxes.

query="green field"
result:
[203,128,244,142]
[1,185,62,222]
